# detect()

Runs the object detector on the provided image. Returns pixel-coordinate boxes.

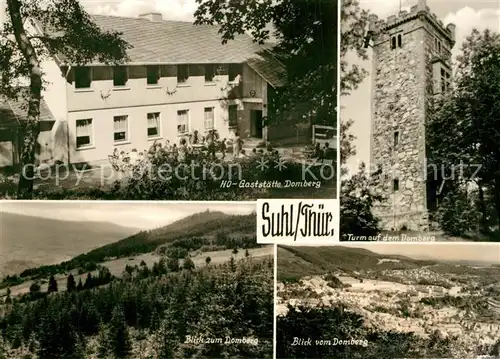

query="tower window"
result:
[393,179,399,192]
[441,68,451,93]
[394,131,399,146]
[391,36,396,50]
[397,34,402,48]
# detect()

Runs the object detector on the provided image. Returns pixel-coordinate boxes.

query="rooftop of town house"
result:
[0,96,54,130]
[37,12,277,65]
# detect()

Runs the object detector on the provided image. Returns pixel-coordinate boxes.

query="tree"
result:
[66,273,76,292]
[84,273,93,289]
[427,29,500,235]
[182,257,195,271]
[47,275,58,293]
[76,278,83,291]
[340,162,385,238]
[29,281,40,294]
[167,257,179,272]
[340,0,370,95]
[205,256,211,266]
[99,306,131,358]
[1,0,130,198]
[229,256,236,272]
[194,0,337,128]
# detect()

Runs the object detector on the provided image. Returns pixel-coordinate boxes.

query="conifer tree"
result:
[66,274,76,292]
[76,278,83,291]
[101,305,131,358]
[48,275,58,293]
[84,273,93,290]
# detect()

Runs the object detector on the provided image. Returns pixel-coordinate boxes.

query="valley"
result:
[277,245,500,359]
[0,208,273,359]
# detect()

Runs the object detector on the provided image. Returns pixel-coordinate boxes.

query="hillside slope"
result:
[70,210,256,263]
[4,210,258,284]
[0,212,138,275]
[278,245,500,282]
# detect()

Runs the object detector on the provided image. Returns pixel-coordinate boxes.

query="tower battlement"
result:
[368,0,455,47]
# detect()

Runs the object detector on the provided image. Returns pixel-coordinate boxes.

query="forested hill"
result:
[3,211,257,285]
[278,245,500,282]
[71,210,256,263]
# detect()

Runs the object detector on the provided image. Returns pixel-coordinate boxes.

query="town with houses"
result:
[277,247,500,358]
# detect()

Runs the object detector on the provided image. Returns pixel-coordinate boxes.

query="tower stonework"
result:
[369,0,455,231]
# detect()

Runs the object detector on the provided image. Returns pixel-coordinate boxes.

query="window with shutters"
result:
[147,112,161,138]
[76,119,93,148]
[204,108,214,130]
[177,110,189,134]
[113,115,128,142]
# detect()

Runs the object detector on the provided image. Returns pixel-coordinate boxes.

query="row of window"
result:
[434,37,448,57]
[75,106,239,149]
[390,34,403,49]
[74,64,243,90]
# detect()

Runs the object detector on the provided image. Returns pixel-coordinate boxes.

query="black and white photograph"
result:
[0,0,337,201]
[276,243,500,359]
[340,0,500,241]
[0,201,274,358]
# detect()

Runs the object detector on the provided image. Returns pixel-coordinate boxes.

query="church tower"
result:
[368,0,455,231]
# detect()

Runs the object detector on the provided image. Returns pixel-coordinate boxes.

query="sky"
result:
[0,201,255,230]
[80,0,199,21]
[0,0,200,25]
[342,0,500,173]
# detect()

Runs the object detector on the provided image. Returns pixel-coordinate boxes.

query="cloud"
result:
[82,0,198,22]
[443,6,500,57]
[359,0,413,18]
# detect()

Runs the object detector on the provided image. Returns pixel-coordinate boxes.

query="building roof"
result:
[246,51,286,88]
[70,14,267,65]
[0,97,54,130]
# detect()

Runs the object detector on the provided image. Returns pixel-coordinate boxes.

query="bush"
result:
[35,142,332,200]
[435,189,478,236]
[340,163,385,238]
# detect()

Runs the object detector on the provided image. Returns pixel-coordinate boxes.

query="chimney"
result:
[417,0,427,12]
[139,12,163,22]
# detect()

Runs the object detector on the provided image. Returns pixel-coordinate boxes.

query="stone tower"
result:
[368,0,455,231]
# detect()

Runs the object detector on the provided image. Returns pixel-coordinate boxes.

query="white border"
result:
[336,0,341,205]
[273,243,277,359]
